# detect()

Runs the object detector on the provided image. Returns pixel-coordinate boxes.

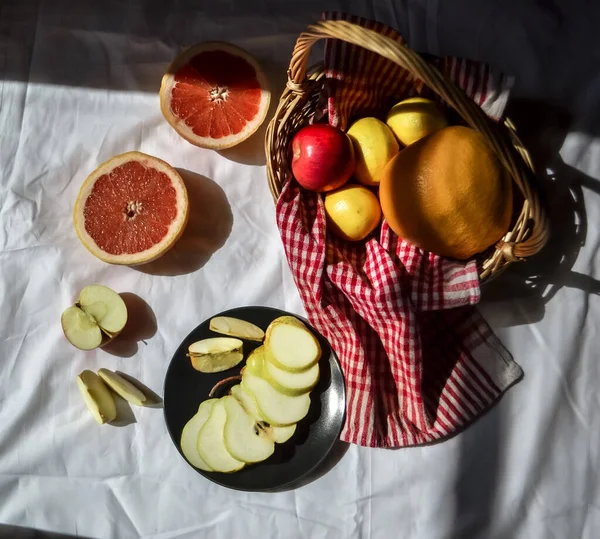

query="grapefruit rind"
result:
[73,151,189,266]
[159,41,271,150]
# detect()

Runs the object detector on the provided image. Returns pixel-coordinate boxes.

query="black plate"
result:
[163,306,346,491]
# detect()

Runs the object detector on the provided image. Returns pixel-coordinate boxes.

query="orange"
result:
[324,185,381,242]
[379,126,512,259]
[160,42,270,150]
[74,152,189,265]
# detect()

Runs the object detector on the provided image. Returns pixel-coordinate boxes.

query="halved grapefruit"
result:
[74,152,189,265]
[160,42,270,150]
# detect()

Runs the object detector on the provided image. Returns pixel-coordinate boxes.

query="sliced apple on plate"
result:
[230,384,296,444]
[180,399,217,471]
[197,398,245,473]
[77,370,117,424]
[223,395,275,463]
[247,346,319,397]
[62,285,128,350]
[241,370,311,427]
[188,337,243,373]
[264,316,321,373]
[209,316,265,342]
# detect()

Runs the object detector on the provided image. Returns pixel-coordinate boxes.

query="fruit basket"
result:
[265,19,549,281]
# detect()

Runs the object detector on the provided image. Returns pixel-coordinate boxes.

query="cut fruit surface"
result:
[209,316,264,342]
[74,152,189,265]
[61,285,127,350]
[241,370,310,427]
[98,369,146,407]
[188,337,243,373]
[247,346,319,396]
[230,384,296,444]
[265,317,321,373]
[62,305,103,350]
[223,395,274,463]
[77,370,117,424]
[197,399,245,473]
[180,399,216,471]
[160,42,270,150]
[78,285,128,335]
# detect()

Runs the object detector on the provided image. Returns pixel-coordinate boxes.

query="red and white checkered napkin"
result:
[275,13,523,448]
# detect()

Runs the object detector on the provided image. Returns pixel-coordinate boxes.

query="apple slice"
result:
[247,346,319,397]
[209,316,265,342]
[230,384,296,443]
[188,337,243,373]
[180,399,216,471]
[77,370,117,424]
[97,369,147,407]
[62,285,127,350]
[223,395,274,463]
[241,370,310,427]
[197,398,245,473]
[264,316,321,373]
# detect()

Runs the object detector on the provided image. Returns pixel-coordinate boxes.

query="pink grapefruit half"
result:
[159,41,270,150]
[74,152,189,265]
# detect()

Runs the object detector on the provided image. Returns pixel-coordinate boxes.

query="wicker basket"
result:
[265,20,549,281]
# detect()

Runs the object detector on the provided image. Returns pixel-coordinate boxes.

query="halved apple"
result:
[180,399,216,471]
[247,346,319,397]
[197,399,245,473]
[188,337,243,373]
[241,370,310,427]
[223,395,274,463]
[230,384,296,443]
[62,285,127,350]
[264,316,321,373]
[77,370,117,424]
[209,316,265,342]
[98,369,147,407]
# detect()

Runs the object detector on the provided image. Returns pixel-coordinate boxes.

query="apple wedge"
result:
[97,369,147,407]
[62,285,128,350]
[223,395,274,463]
[209,316,264,342]
[230,384,296,444]
[77,370,117,424]
[180,399,216,471]
[264,316,321,373]
[197,398,245,473]
[241,370,310,427]
[188,337,243,373]
[247,346,319,397]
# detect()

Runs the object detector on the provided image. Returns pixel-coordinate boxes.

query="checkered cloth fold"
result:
[275,13,522,447]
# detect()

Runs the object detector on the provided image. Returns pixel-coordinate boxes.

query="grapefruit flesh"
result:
[74,152,189,265]
[160,42,270,150]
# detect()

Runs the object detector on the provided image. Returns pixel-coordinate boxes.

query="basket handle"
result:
[286,19,549,260]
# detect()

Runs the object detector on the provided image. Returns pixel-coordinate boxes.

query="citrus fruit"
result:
[379,126,513,260]
[347,117,399,186]
[386,97,448,146]
[160,42,270,150]
[74,151,189,265]
[324,185,382,242]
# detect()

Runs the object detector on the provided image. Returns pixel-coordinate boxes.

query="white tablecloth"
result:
[2,1,600,538]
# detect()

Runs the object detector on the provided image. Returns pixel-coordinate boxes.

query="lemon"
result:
[324,185,382,242]
[347,117,399,186]
[386,97,448,146]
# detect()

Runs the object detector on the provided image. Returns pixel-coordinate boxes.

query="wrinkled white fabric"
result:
[1,1,600,538]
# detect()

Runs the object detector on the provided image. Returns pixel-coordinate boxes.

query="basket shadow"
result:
[102,293,157,358]
[136,169,233,276]
[481,98,600,326]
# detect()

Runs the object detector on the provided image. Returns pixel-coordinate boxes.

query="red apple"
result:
[291,124,355,192]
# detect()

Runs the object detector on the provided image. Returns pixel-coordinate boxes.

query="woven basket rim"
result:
[264,19,549,282]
